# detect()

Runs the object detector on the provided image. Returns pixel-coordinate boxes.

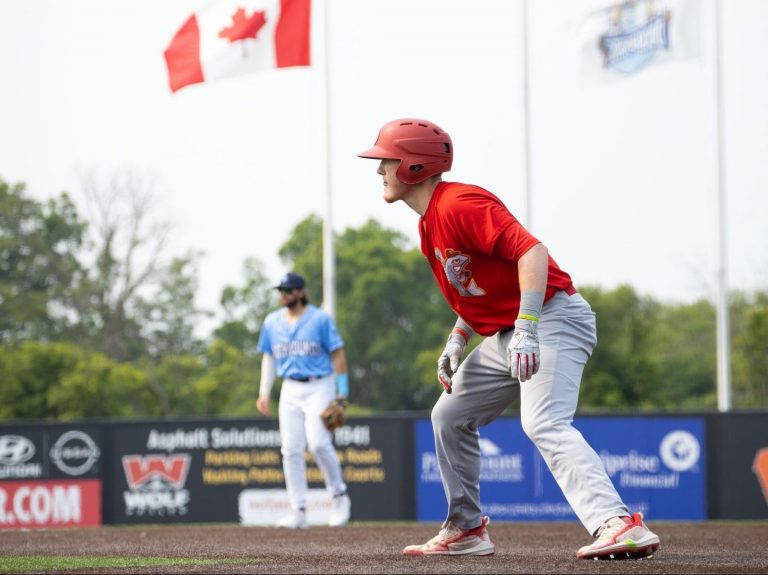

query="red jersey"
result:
[419,182,574,336]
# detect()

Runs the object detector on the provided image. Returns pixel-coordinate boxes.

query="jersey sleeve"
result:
[256,315,273,354]
[323,314,344,353]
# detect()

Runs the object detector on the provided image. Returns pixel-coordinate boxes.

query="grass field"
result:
[0,556,258,573]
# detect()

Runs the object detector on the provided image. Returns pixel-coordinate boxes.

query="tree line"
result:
[1,176,766,421]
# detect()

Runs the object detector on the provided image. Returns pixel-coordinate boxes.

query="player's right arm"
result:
[437,317,475,393]
[257,353,276,415]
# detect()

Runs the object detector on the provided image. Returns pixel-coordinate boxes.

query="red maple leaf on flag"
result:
[218,7,267,43]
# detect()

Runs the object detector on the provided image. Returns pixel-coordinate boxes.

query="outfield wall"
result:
[0,412,765,528]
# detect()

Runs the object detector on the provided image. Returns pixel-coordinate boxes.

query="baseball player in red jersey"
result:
[358,118,661,560]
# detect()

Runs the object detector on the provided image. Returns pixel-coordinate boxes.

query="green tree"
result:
[48,353,151,419]
[732,290,768,408]
[277,215,325,299]
[653,299,717,409]
[579,285,662,410]
[215,256,274,355]
[191,340,257,416]
[70,169,173,361]
[135,252,211,360]
[0,341,152,420]
[0,179,86,343]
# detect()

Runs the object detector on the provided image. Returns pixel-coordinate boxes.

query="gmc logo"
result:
[0,436,35,465]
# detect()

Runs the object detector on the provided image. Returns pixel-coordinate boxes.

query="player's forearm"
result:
[259,353,276,398]
[331,348,348,374]
[452,316,475,342]
[517,243,548,320]
[331,348,349,397]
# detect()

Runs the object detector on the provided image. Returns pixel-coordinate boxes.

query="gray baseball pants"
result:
[432,291,628,535]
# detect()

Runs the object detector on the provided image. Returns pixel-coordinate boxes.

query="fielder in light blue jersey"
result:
[257,272,351,529]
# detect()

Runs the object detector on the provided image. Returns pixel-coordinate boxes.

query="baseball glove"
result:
[321,397,348,431]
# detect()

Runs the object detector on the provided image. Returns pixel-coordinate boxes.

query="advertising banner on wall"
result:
[105,417,413,524]
[707,413,768,519]
[0,424,104,528]
[0,479,101,528]
[415,416,705,522]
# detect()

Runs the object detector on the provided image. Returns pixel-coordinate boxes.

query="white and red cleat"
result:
[577,512,660,560]
[403,516,495,556]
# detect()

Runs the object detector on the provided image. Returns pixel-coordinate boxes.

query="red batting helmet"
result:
[358,118,453,184]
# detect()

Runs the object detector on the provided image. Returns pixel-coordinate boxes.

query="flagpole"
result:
[714,0,731,411]
[521,0,532,231]
[317,0,336,319]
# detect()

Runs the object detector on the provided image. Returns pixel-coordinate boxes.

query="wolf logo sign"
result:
[121,454,191,517]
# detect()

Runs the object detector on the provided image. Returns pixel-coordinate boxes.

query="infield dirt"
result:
[2,521,767,574]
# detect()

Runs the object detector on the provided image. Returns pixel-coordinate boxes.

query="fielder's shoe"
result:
[403,516,495,556]
[577,512,660,560]
[276,508,308,529]
[329,493,351,527]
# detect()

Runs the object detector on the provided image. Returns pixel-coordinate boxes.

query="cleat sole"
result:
[589,543,660,561]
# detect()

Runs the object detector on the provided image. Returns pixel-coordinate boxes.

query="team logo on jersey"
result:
[435,248,486,297]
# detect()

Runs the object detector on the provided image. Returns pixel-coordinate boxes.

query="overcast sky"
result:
[1,0,766,326]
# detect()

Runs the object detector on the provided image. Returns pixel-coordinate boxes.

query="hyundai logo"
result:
[0,435,36,465]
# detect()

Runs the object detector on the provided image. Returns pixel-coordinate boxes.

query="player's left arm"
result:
[322,349,349,431]
[330,347,349,399]
[518,242,548,295]
[508,243,548,382]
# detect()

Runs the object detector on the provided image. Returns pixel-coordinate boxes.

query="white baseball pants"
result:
[431,291,629,535]
[279,375,347,511]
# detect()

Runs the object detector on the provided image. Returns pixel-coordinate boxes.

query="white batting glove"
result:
[507,318,540,383]
[437,331,468,393]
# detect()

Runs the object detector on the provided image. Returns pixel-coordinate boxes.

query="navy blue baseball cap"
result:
[275,272,306,290]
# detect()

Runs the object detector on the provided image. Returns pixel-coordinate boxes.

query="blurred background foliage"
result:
[1,176,766,421]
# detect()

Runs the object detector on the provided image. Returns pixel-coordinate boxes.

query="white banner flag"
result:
[576,0,702,84]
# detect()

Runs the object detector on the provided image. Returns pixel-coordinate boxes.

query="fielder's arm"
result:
[331,347,349,398]
[256,353,276,415]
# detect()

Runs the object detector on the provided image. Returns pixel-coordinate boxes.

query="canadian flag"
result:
[164,0,311,93]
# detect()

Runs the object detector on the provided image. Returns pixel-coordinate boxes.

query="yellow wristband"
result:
[518,313,539,322]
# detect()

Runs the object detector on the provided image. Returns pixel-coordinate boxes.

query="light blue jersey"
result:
[257,304,344,380]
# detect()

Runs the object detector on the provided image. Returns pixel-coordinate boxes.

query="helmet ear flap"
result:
[396,162,428,185]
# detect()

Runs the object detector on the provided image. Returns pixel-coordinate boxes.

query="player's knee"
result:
[520,414,551,445]
[431,401,452,433]
[432,401,475,439]
[281,445,305,461]
[308,440,333,456]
